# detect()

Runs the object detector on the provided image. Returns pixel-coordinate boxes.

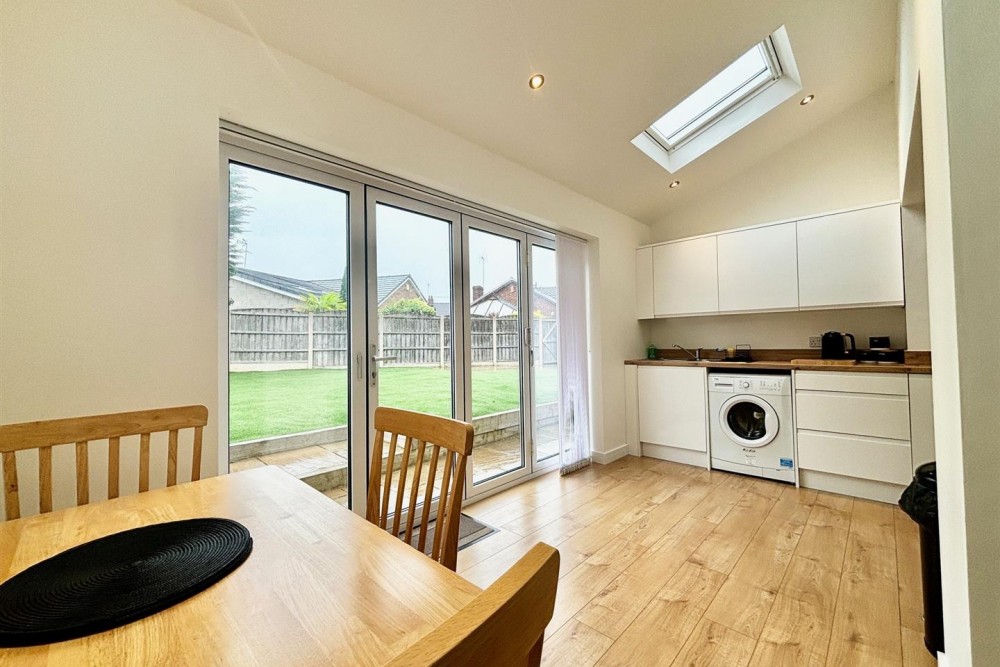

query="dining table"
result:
[0,466,481,666]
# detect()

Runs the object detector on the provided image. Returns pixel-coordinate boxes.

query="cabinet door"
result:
[797,204,904,308]
[717,223,798,312]
[637,366,708,451]
[652,236,719,316]
[635,247,654,319]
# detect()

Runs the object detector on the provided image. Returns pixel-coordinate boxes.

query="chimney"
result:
[473,285,484,301]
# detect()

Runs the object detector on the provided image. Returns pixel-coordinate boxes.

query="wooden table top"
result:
[0,467,481,666]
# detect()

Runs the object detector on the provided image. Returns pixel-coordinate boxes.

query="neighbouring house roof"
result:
[469,279,557,316]
[232,268,422,306]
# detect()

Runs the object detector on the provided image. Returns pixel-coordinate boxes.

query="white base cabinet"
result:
[637,366,708,465]
[794,370,913,502]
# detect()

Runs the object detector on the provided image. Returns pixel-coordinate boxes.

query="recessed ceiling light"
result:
[528,73,545,90]
[669,180,681,189]
[799,94,815,105]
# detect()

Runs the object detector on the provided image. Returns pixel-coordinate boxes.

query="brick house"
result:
[230,267,427,310]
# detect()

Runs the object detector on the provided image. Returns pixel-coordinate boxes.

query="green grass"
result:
[229,366,557,443]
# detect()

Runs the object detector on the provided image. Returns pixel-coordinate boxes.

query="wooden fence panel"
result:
[229,310,553,369]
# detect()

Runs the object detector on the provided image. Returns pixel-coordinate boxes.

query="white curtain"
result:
[555,235,592,475]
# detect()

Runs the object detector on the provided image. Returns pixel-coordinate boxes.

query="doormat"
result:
[402,513,497,555]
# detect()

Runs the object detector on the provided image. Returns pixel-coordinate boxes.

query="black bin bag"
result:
[899,462,943,656]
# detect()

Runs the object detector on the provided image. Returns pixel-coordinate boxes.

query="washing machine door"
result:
[719,395,779,447]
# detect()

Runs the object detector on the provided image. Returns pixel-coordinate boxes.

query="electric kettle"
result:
[821,331,856,359]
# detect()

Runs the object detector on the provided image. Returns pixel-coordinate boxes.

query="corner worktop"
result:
[624,355,931,374]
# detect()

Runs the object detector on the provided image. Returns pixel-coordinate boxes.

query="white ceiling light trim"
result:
[632,25,802,174]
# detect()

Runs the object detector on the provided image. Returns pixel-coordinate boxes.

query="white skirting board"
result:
[592,444,629,465]
[641,442,709,468]
[798,469,906,504]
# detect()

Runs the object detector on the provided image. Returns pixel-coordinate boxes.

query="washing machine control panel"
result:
[709,375,790,395]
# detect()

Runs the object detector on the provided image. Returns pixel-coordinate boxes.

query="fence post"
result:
[307,312,314,369]
[439,316,446,368]
[491,316,498,368]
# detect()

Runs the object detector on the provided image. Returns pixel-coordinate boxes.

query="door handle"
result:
[372,355,398,362]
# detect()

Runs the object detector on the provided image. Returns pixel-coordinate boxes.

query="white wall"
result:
[0,0,648,516]
[898,0,1000,663]
[643,86,910,350]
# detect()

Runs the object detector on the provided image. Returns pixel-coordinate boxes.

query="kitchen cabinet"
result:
[796,204,904,309]
[717,222,799,312]
[635,246,654,319]
[636,202,905,320]
[795,370,913,502]
[637,366,708,459]
[652,236,719,316]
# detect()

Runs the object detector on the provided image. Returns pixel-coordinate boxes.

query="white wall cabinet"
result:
[637,366,708,452]
[797,204,904,309]
[717,222,799,312]
[652,236,719,316]
[636,202,904,319]
[635,246,654,319]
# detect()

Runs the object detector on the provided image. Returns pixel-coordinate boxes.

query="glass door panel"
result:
[226,160,355,508]
[530,243,560,465]
[368,192,462,514]
[467,224,529,489]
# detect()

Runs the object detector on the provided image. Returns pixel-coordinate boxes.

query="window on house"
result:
[632,26,801,173]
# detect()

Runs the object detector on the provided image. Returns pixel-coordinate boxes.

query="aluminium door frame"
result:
[526,235,561,474]
[218,142,369,514]
[363,188,466,518]
[461,215,534,498]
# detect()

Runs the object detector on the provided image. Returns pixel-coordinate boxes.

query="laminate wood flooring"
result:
[459,456,933,667]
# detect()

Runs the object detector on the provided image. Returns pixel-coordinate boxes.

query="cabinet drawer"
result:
[796,391,911,440]
[794,371,908,395]
[798,430,912,485]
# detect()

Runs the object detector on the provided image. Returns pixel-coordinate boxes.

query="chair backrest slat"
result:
[417,444,441,554]
[0,405,208,520]
[138,432,151,493]
[2,451,18,521]
[366,407,473,571]
[107,436,120,499]
[166,429,179,487]
[390,435,414,537]
[75,441,89,506]
[387,543,559,667]
[379,432,399,530]
[191,427,203,482]
[403,440,426,544]
[431,450,455,562]
[38,446,53,513]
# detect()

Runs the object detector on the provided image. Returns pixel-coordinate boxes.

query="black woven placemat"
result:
[0,517,252,647]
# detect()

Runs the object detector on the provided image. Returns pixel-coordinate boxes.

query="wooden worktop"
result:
[625,349,932,374]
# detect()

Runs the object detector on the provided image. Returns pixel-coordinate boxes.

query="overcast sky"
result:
[232,164,556,304]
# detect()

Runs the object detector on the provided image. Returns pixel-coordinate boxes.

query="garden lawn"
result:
[229,366,557,443]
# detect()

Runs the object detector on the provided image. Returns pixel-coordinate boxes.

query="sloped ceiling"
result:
[175,0,898,225]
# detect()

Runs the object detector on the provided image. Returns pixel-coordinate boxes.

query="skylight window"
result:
[632,26,801,173]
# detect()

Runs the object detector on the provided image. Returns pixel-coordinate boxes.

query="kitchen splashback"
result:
[645,306,906,350]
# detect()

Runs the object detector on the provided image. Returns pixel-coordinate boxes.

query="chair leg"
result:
[528,635,543,667]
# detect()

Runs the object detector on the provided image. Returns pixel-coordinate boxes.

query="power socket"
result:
[808,336,822,348]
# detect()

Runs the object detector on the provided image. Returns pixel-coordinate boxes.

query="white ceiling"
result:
[176,0,898,225]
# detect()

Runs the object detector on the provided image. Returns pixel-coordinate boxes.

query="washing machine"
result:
[708,373,795,483]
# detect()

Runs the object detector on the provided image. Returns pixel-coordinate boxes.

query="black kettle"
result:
[822,331,856,359]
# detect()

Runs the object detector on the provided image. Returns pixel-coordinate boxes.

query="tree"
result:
[381,298,436,316]
[228,168,254,276]
[299,292,347,312]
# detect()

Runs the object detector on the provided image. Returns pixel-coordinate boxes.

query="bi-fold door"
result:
[223,139,560,515]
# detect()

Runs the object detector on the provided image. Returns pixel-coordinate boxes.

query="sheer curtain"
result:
[555,235,592,475]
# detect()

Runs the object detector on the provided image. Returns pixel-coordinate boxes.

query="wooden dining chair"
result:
[366,406,474,571]
[387,542,560,667]
[0,405,208,520]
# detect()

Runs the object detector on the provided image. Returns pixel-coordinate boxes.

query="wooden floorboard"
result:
[458,456,929,667]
